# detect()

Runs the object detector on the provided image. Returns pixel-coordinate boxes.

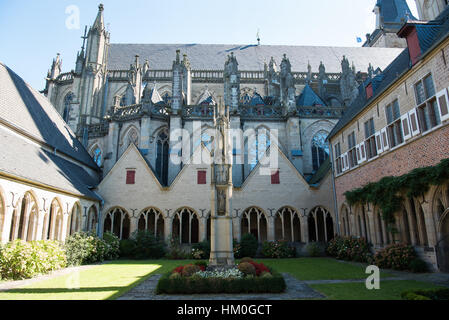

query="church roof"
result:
[107,43,403,73]
[0,63,98,170]
[376,0,416,25]
[296,84,326,106]
[329,6,449,140]
[0,62,100,200]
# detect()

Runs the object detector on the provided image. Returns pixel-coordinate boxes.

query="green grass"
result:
[0,259,195,300]
[0,258,440,300]
[310,280,445,300]
[258,258,393,280]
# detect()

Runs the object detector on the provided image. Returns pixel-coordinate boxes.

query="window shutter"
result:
[401,113,412,140]
[197,170,207,184]
[126,170,136,185]
[360,142,367,162]
[436,88,449,122]
[344,153,349,171]
[408,108,421,136]
[271,170,280,184]
[381,127,390,151]
[375,131,383,154]
[356,144,361,163]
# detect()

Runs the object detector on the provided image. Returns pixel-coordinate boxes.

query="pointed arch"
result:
[9,192,39,241]
[311,130,330,172]
[172,207,199,244]
[120,125,140,149]
[275,206,301,242]
[155,127,170,186]
[309,206,333,243]
[103,207,131,240]
[68,202,82,236]
[46,198,64,241]
[62,92,74,123]
[241,207,268,242]
[87,205,98,233]
[138,207,165,239]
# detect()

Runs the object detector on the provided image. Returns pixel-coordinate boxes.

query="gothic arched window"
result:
[63,93,74,123]
[127,128,139,148]
[249,127,271,171]
[311,131,329,171]
[156,129,169,186]
[92,146,102,167]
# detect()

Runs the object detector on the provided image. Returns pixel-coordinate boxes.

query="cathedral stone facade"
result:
[37,4,408,248]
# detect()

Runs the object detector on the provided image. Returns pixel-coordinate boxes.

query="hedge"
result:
[156,269,286,294]
[401,288,449,300]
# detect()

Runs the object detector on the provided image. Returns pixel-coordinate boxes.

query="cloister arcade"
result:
[339,182,449,271]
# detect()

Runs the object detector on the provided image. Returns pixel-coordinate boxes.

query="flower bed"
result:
[156,259,286,294]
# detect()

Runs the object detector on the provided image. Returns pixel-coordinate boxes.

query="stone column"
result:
[104,121,119,174]
[267,216,275,241]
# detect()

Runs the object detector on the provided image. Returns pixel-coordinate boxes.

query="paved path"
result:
[117,273,326,300]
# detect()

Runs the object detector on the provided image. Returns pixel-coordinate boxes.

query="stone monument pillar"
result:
[209,99,235,267]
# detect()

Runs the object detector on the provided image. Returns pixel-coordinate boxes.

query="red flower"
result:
[173,266,184,274]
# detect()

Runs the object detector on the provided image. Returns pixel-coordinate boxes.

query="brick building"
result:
[329,6,449,271]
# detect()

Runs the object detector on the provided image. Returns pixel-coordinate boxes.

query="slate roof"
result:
[0,62,101,200]
[0,63,99,170]
[328,6,449,140]
[296,84,327,106]
[0,127,100,200]
[107,44,403,73]
[377,0,416,25]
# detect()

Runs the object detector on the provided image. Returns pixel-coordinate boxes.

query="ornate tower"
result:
[209,99,235,267]
[224,52,240,113]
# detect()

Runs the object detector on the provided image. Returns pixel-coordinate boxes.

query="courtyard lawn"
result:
[309,280,446,300]
[0,258,439,300]
[259,258,393,280]
[0,259,195,300]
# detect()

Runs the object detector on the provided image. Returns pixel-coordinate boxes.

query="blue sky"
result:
[0,0,418,90]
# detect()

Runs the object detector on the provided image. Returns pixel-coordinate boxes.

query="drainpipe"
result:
[328,141,340,235]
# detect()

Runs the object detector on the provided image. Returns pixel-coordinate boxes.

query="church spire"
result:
[92,4,105,32]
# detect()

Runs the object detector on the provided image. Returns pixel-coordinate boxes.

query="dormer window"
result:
[398,24,421,65]
[366,83,373,100]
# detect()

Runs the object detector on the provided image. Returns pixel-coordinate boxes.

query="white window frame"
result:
[381,127,390,151]
[408,108,421,136]
[401,113,412,140]
[436,88,449,122]
[360,142,367,163]
[375,131,383,154]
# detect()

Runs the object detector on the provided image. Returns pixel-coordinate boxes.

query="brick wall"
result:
[335,123,449,206]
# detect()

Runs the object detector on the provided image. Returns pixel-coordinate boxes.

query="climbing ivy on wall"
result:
[344,158,449,225]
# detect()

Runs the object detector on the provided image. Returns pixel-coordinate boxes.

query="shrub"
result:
[166,235,189,260]
[401,288,449,300]
[326,236,373,262]
[191,241,210,260]
[102,232,120,260]
[237,262,256,276]
[248,261,271,276]
[260,272,273,279]
[181,264,201,277]
[193,261,208,270]
[65,232,108,266]
[132,231,166,259]
[261,240,296,258]
[169,272,182,280]
[0,240,67,280]
[119,239,136,258]
[306,242,322,257]
[239,234,258,258]
[240,257,254,263]
[374,243,416,271]
[409,258,428,273]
